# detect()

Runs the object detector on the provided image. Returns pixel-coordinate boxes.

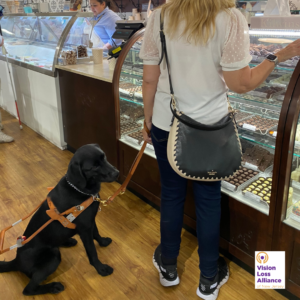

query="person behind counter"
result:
[89,0,122,50]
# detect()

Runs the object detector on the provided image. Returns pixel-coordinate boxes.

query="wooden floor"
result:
[0,108,287,300]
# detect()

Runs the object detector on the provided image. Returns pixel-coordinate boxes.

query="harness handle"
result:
[0,200,44,254]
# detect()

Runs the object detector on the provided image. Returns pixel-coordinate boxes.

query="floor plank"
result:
[0,108,287,300]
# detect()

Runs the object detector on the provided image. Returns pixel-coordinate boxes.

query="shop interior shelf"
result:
[229,94,283,110]
[120,97,143,106]
[121,71,143,80]
[249,63,295,72]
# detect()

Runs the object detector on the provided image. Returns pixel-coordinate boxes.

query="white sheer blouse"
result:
[139,8,252,131]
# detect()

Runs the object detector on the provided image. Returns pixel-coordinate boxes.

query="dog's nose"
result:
[112,170,119,179]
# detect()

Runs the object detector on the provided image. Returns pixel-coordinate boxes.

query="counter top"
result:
[55,59,114,83]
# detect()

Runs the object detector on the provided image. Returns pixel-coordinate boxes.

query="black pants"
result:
[151,124,221,278]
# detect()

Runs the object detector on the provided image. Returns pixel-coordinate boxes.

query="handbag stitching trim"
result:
[167,114,243,182]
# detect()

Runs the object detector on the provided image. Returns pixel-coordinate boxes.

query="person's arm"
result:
[142,65,160,142]
[104,15,122,49]
[223,39,300,94]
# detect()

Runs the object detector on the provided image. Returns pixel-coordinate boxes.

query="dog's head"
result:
[66,144,119,195]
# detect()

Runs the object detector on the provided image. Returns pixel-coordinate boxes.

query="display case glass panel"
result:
[118,36,153,157]
[0,14,73,75]
[283,114,300,229]
[117,26,300,215]
[220,28,300,215]
[61,13,109,58]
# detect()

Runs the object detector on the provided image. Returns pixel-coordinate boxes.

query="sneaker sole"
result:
[196,268,229,300]
[152,255,180,287]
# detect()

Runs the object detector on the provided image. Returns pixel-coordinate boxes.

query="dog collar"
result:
[65,175,98,198]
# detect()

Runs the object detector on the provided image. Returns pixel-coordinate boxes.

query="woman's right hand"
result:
[276,39,300,63]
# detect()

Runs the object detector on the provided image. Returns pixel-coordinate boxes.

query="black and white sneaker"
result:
[152,244,180,287]
[197,257,229,300]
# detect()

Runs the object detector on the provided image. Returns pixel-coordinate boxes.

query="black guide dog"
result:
[0,144,119,296]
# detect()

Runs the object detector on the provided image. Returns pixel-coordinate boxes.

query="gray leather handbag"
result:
[159,14,242,181]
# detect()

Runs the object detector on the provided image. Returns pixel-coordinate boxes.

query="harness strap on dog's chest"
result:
[46,197,94,229]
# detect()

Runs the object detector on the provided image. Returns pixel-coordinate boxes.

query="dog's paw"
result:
[50,282,65,294]
[98,237,112,247]
[60,238,78,248]
[97,264,114,276]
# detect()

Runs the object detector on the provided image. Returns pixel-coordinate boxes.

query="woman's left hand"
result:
[143,121,152,143]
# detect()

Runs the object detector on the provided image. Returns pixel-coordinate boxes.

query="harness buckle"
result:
[76,205,84,211]
[66,213,76,222]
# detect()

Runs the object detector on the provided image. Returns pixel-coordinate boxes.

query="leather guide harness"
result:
[0,122,150,255]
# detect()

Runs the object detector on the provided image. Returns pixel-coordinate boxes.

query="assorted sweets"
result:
[120,101,144,121]
[288,187,294,209]
[292,201,300,217]
[242,145,274,172]
[61,50,77,65]
[127,130,153,145]
[119,83,142,97]
[254,85,285,99]
[291,167,300,182]
[295,124,300,142]
[238,115,278,133]
[77,45,88,58]
[235,110,253,122]
[250,43,282,57]
[242,177,273,204]
[224,167,259,188]
[120,121,142,135]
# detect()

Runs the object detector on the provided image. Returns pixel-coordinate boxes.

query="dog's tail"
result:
[0,259,18,273]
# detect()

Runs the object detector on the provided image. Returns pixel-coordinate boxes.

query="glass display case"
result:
[60,12,95,60]
[222,28,300,216]
[118,35,151,155]
[0,13,76,76]
[116,21,300,217]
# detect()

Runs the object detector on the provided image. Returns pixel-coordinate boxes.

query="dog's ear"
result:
[67,160,87,190]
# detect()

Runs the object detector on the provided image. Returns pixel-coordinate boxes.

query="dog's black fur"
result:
[0,144,119,296]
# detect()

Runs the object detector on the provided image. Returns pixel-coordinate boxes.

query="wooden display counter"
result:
[56,60,118,167]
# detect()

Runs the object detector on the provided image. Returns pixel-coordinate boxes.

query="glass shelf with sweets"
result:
[225,24,300,214]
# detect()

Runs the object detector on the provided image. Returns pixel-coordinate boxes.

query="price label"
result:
[244,162,259,171]
[295,141,300,148]
[247,91,267,98]
[245,191,262,203]
[292,180,300,191]
[221,181,236,192]
[290,213,300,223]
[272,131,277,137]
[243,123,256,131]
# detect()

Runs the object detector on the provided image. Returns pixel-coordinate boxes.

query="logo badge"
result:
[256,252,269,264]
[255,251,285,289]
[208,170,217,176]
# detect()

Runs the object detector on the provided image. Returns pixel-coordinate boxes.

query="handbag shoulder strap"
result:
[158,11,174,96]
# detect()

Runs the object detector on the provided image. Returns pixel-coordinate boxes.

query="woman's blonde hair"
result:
[161,0,236,45]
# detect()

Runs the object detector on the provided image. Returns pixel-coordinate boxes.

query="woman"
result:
[89,0,122,49]
[140,0,300,299]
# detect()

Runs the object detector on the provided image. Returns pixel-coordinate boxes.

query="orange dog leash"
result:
[0,121,151,254]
